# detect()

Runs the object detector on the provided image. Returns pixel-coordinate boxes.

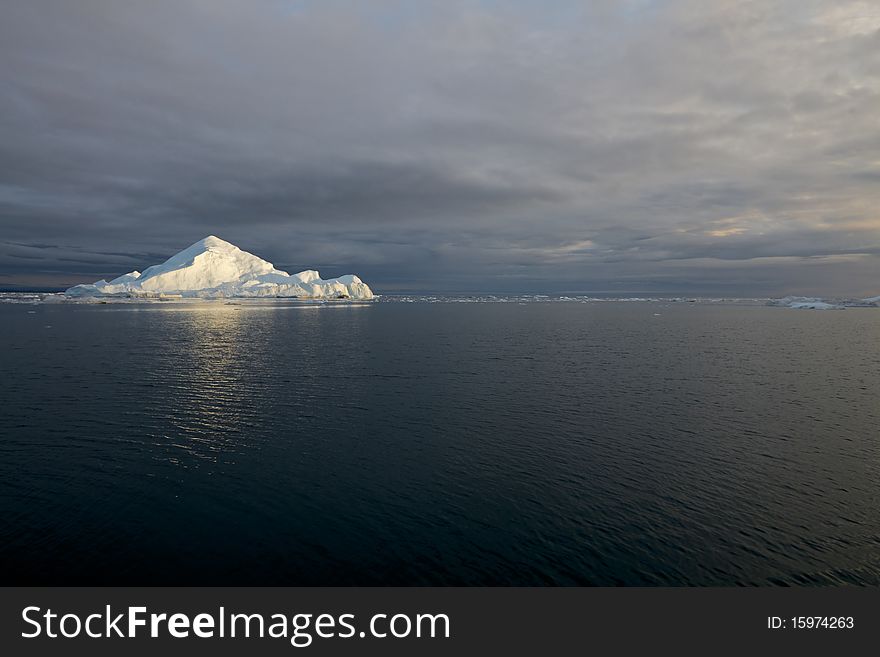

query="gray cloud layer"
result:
[1,0,879,294]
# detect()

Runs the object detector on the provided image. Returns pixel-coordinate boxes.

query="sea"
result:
[1,295,878,585]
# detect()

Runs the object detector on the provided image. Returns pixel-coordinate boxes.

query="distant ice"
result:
[767,295,879,310]
[3,288,879,308]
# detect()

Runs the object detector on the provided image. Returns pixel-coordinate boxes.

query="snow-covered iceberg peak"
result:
[65,236,374,300]
[136,235,281,292]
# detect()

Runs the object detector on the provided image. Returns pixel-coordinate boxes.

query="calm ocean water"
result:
[1,299,878,585]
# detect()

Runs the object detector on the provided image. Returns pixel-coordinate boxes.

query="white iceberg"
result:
[65,236,374,300]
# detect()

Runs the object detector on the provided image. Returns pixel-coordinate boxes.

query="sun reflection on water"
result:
[140,301,372,469]
[158,304,252,465]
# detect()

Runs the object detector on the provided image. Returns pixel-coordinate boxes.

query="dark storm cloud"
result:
[1,0,879,293]
[133,160,565,227]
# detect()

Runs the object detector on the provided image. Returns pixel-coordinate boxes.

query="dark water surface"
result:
[1,301,878,585]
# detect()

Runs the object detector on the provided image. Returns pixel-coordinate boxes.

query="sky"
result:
[1,0,879,295]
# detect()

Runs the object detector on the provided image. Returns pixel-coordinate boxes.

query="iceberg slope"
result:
[66,236,374,299]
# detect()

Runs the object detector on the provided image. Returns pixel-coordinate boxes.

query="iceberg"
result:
[65,236,374,300]
[767,296,842,310]
[767,295,879,310]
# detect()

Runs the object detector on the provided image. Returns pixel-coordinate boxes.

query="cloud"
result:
[0,0,878,293]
